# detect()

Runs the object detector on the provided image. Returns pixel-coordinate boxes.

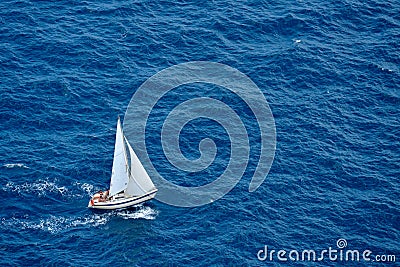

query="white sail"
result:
[109,118,129,196]
[124,137,156,197]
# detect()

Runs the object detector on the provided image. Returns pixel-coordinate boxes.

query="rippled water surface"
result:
[0,0,399,266]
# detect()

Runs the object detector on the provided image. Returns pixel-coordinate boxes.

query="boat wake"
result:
[115,206,158,220]
[2,163,30,169]
[0,205,158,234]
[1,178,158,234]
[1,214,107,234]
[2,179,101,198]
[4,180,68,197]
[72,181,101,197]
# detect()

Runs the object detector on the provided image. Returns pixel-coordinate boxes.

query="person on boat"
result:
[97,190,110,202]
[103,190,109,199]
[92,190,102,200]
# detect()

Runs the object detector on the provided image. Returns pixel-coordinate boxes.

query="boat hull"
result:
[88,189,157,210]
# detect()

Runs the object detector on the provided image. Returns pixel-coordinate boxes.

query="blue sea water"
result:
[0,0,399,266]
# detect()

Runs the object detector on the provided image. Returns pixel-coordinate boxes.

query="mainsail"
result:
[109,117,129,196]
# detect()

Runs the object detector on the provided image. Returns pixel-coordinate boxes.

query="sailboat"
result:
[88,117,157,210]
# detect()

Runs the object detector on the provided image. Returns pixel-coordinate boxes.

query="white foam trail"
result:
[116,206,159,220]
[70,214,110,227]
[3,179,102,199]
[1,206,158,234]
[1,214,110,234]
[73,182,98,197]
[4,180,68,196]
[3,163,29,169]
